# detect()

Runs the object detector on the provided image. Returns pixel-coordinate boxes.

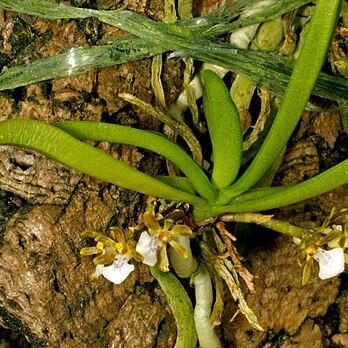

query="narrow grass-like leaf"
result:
[1,0,347,102]
[0,0,309,39]
[1,41,346,103]
[0,37,163,90]
[0,1,347,102]
[199,0,310,37]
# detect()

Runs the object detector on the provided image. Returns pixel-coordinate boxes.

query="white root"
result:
[194,265,222,348]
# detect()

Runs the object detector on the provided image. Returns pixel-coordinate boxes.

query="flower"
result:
[321,208,348,249]
[135,211,193,271]
[322,208,348,265]
[80,227,140,284]
[93,254,134,284]
[326,225,348,249]
[297,232,345,285]
[313,247,345,280]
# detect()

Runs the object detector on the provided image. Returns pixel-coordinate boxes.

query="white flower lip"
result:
[313,247,345,280]
[136,231,160,266]
[95,254,134,284]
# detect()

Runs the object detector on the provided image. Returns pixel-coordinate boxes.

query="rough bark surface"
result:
[0,0,347,347]
[0,1,177,347]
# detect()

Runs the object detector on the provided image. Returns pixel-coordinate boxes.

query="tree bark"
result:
[1,1,348,347]
[0,1,178,346]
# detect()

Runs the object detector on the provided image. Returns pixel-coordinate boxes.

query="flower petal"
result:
[158,245,170,272]
[136,231,160,266]
[163,219,174,232]
[94,234,118,247]
[143,211,161,233]
[169,240,188,258]
[93,249,117,265]
[171,224,193,237]
[81,230,100,239]
[109,227,125,244]
[101,255,135,284]
[302,255,314,285]
[92,264,104,279]
[313,248,345,280]
[80,246,103,256]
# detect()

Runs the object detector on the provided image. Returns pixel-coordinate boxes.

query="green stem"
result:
[150,267,197,348]
[221,213,308,239]
[0,119,206,206]
[223,0,342,200]
[56,121,216,202]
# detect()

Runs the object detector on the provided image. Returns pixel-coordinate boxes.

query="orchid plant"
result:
[0,0,347,347]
